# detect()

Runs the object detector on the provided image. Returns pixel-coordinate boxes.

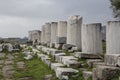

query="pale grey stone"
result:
[93,65,120,80]
[106,21,120,54]
[55,67,78,79]
[73,52,100,59]
[87,59,102,67]
[56,37,66,44]
[105,54,120,66]
[82,23,103,54]
[51,22,58,44]
[57,21,67,39]
[51,63,65,71]
[4,60,14,65]
[62,44,75,50]
[17,62,25,69]
[44,23,51,44]
[67,15,82,50]
[93,62,106,68]
[2,65,14,78]
[24,55,33,60]
[28,30,41,45]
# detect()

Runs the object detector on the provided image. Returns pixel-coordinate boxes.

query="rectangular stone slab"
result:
[74,52,101,59]
[93,65,120,80]
[105,54,120,67]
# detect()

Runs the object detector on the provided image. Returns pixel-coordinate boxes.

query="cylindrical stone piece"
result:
[51,22,58,44]
[67,15,82,50]
[106,21,120,54]
[82,23,103,54]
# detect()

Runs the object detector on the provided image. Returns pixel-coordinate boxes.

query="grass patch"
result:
[14,55,58,80]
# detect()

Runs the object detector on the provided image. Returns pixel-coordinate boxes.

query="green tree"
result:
[110,0,120,19]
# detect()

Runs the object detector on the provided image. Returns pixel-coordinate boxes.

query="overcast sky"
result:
[0,0,115,38]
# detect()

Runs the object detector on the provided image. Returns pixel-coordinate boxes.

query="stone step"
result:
[74,52,101,59]
[93,65,120,80]
[87,59,102,67]
[55,67,78,80]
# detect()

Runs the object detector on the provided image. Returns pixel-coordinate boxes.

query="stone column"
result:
[106,21,120,54]
[41,25,46,44]
[82,23,103,54]
[105,21,120,66]
[67,15,82,50]
[28,30,41,45]
[44,23,51,45]
[51,22,58,44]
[57,21,67,44]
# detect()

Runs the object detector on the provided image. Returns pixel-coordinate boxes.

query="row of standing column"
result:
[41,15,104,54]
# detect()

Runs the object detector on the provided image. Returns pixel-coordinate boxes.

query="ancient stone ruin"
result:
[28,16,120,80]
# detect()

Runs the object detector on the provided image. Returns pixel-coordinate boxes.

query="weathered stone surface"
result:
[54,53,66,62]
[83,71,92,80]
[62,44,75,50]
[61,56,77,65]
[87,59,102,67]
[55,43,63,49]
[93,62,106,68]
[66,60,81,68]
[50,49,63,57]
[44,23,51,44]
[57,21,67,38]
[4,60,14,65]
[56,37,66,44]
[51,22,58,44]
[17,62,25,69]
[2,65,14,78]
[28,30,41,45]
[24,55,33,60]
[71,47,78,51]
[51,63,65,71]
[43,59,51,67]
[67,15,82,50]
[55,67,78,79]
[105,54,120,66]
[50,43,55,48]
[82,23,103,54]
[6,54,14,60]
[93,65,120,80]
[41,25,46,45]
[106,21,120,54]
[73,52,100,59]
